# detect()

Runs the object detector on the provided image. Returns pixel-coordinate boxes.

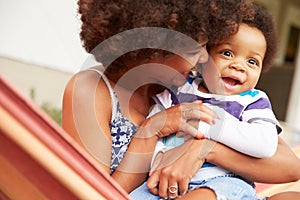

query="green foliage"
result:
[29,87,62,126]
[41,103,62,126]
[29,87,36,101]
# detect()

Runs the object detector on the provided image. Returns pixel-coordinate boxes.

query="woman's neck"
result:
[127,84,163,122]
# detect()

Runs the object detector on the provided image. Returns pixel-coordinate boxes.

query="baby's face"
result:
[201,23,266,95]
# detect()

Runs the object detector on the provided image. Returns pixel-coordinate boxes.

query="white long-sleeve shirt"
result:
[150,77,281,181]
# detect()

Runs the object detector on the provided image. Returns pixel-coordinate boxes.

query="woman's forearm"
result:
[113,100,216,192]
[113,124,159,193]
[206,137,300,183]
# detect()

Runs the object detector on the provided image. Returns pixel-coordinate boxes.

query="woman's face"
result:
[201,23,266,95]
[118,45,208,91]
[152,45,208,87]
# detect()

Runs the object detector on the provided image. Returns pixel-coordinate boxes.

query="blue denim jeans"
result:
[130,174,264,200]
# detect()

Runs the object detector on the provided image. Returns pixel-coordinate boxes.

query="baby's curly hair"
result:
[244,3,278,71]
[78,0,276,72]
[206,2,278,72]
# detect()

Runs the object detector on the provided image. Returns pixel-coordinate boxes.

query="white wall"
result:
[0,0,89,73]
[0,57,72,109]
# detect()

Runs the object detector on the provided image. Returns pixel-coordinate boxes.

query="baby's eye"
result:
[248,58,258,66]
[221,50,232,57]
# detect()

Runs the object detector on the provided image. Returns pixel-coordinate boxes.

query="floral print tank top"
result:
[88,69,138,174]
[109,92,138,174]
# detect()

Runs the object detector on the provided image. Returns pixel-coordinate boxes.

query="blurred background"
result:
[0,0,300,146]
[0,0,87,126]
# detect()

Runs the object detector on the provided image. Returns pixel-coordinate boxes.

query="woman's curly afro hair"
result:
[78,0,277,72]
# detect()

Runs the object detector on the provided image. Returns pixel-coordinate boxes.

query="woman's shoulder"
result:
[63,68,114,124]
[64,67,112,98]
[62,67,113,131]
[62,67,114,159]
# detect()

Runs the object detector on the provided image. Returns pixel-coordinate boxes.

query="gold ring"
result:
[168,186,178,194]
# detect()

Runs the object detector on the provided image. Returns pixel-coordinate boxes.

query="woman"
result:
[62,0,300,199]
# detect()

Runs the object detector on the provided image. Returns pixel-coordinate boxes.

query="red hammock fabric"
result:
[0,74,130,200]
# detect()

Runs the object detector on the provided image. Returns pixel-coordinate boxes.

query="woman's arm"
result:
[147,136,300,196]
[62,70,113,173]
[113,101,216,193]
[147,139,205,197]
[207,137,300,183]
[62,70,216,193]
[62,70,154,192]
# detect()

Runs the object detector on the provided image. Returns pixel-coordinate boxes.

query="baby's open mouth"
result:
[222,77,241,86]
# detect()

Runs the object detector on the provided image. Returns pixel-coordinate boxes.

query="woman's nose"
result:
[197,46,209,64]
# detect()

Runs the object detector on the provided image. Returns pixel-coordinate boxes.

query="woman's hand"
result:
[206,137,300,183]
[136,100,216,140]
[147,139,211,198]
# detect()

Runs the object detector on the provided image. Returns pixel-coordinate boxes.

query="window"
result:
[285,25,300,63]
